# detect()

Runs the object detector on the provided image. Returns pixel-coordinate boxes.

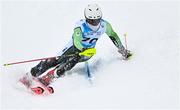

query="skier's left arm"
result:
[105,21,131,59]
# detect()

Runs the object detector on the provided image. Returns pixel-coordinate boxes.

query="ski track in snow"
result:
[1,1,179,110]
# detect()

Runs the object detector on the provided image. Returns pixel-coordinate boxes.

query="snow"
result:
[1,1,179,110]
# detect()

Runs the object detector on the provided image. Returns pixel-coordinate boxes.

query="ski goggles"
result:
[86,18,101,26]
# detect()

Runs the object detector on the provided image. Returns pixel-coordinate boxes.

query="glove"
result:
[118,46,132,60]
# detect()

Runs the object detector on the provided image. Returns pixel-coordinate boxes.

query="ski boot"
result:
[38,67,59,86]
[33,68,59,94]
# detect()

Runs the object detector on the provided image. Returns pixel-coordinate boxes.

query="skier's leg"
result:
[56,55,80,76]
[30,39,77,77]
[19,57,59,88]
[19,39,79,87]
[38,46,81,86]
[36,39,82,86]
[56,47,93,77]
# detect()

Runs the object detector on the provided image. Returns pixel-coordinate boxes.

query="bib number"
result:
[82,37,98,44]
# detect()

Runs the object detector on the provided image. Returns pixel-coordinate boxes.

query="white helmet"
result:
[84,4,102,26]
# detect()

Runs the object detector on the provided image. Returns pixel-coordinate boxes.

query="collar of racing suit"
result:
[87,22,100,31]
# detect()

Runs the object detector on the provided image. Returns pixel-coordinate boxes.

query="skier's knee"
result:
[46,58,58,67]
[30,58,58,77]
[30,67,39,77]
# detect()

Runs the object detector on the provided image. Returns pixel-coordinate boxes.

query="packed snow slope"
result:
[1,1,179,110]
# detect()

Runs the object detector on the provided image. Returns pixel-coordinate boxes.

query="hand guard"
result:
[118,46,132,60]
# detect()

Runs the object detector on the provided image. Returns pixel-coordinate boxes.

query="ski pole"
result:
[3,55,65,67]
[124,33,128,50]
[3,54,78,67]
[3,48,96,67]
[123,33,132,59]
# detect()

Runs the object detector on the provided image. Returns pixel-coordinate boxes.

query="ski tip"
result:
[31,87,44,95]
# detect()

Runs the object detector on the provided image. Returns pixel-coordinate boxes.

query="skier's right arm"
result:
[73,27,84,51]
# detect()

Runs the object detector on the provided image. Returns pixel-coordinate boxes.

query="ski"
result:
[31,77,54,95]
[19,72,55,95]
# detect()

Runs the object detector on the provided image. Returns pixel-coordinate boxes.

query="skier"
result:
[20,4,131,89]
